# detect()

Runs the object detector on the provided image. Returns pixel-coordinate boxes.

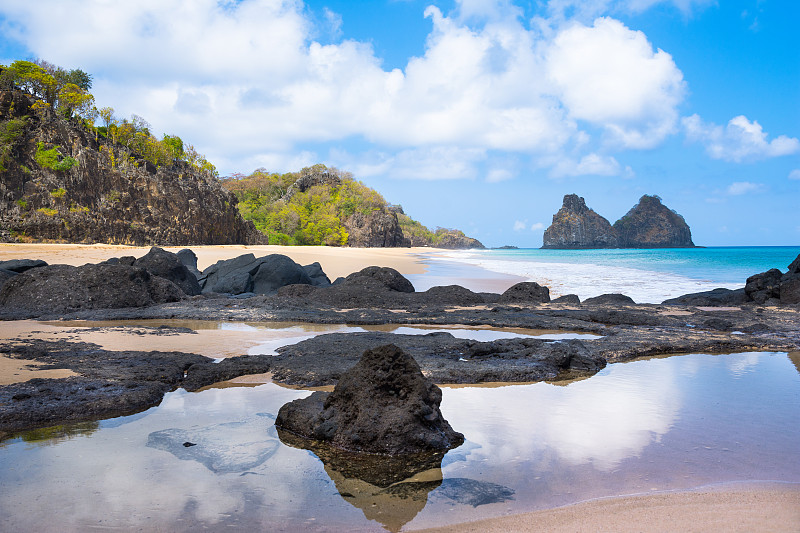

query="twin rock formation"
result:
[542,194,694,249]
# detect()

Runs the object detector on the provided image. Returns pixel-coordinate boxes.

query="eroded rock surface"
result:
[542,194,618,249]
[276,344,464,454]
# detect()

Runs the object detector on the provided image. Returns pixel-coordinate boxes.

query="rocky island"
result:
[542,194,695,249]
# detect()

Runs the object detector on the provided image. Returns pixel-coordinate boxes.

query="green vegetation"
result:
[16,199,27,209]
[2,58,217,176]
[37,207,58,216]
[222,165,385,246]
[35,142,78,171]
[0,116,28,170]
[223,163,462,247]
[50,187,66,198]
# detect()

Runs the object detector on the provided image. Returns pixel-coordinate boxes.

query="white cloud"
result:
[683,114,800,163]
[550,153,623,177]
[726,181,764,196]
[788,169,800,180]
[530,222,545,230]
[513,220,527,231]
[545,17,685,148]
[0,0,700,179]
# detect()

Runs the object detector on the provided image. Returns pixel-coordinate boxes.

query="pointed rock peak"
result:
[561,194,589,213]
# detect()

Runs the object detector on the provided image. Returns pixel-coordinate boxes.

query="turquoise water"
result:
[437,246,800,303]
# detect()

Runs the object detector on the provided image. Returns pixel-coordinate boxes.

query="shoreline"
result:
[413,481,800,532]
[0,243,434,280]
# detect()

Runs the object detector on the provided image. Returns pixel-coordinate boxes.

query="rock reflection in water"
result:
[278,428,514,532]
[147,417,280,473]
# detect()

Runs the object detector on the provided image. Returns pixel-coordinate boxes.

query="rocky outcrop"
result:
[498,282,550,303]
[199,253,316,295]
[0,89,265,245]
[428,228,485,249]
[134,247,201,296]
[0,263,184,313]
[663,253,800,306]
[542,194,619,249]
[613,195,694,248]
[275,344,464,455]
[542,194,694,249]
[343,209,407,247]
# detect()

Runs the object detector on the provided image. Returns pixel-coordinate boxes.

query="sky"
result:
[1,0,798,247]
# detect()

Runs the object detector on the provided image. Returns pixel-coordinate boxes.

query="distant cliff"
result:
[542,194,694,249]
[0,89,264,245]
[541,194,619,249]
[222,166,484,249]
[613,195,694,248]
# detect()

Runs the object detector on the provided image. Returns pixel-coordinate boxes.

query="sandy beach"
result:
[1,244,799,532]
[0,243,431,280]
[415,483,800,532]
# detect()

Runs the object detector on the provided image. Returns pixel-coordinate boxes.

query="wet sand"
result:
[415,483,800,533]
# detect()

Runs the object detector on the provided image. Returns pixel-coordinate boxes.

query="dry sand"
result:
[414,483,800,533]
[0,243,430,280]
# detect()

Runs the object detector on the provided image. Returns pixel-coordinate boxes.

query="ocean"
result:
[431,246,800,304]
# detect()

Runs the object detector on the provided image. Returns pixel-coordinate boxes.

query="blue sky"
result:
[1,0,798,247]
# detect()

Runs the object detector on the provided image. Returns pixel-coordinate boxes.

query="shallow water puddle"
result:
[1,351,798,532]
[15,320,596,358]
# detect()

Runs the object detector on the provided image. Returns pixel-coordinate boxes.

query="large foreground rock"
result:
[0,264,184,314]
[276,344,464,455]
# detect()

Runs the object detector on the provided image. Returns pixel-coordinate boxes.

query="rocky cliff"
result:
[542,193,694,249]
[541,194,619,249]
[0,89,265,245]
[613,195,694,248]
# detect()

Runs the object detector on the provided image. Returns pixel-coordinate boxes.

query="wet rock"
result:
[0,268,16,288]
[200,253,313,295]
[552,294,581,304]
[420,285,485,306]
[703,318,734,331]
[0,264,184,315]
[781,277,800,305]
[662,288,749,306]
[176,248,201,278]
[344,266,415,293]
[303,262,331,287]
[134,246,201,296]
[583,293,636,305]
[497,282,550,304]
[276,344,464,455]
[0,259,47,273]
[745,268,783,304]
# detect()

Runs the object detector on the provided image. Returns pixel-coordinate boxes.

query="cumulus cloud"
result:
[0,0,695,177]
[550,153,623,178]
[545,17,685,148]
[513,220,528,231]
[683,114,800,162]
[789,169,800,180]
[530,222,545,230]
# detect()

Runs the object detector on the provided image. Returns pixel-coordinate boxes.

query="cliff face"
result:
[0,90,265,245]
[542,193,694,249]
[613,195,694,248]
[542,194,619,249]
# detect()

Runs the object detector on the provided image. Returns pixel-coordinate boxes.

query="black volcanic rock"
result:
[584,293,636,305]
[199,253,314,295]
[542,194,619,249]
[0,89,265,245]
[0,259,48,273]
[498,282,550,303]
[275,344,464,455]
[344,266,415,293]
[745,268,783,304]
[662,288,749,306]
[613,195,694,248]
[0,263,184,314]
[134,247,201,296]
